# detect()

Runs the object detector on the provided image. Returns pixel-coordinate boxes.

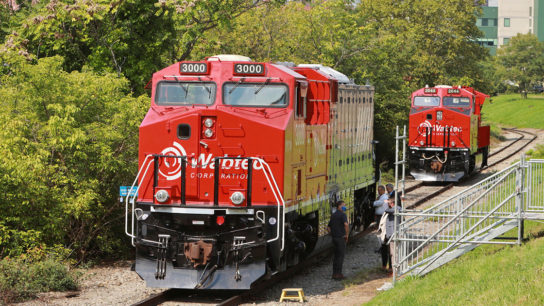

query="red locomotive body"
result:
[125,55,376,289]
[408,85,490,181]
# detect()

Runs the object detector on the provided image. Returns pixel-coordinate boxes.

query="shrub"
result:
[0,255,78,304]
[527,144,544,159]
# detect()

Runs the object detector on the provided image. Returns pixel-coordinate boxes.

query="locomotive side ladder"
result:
[393,155,544,281]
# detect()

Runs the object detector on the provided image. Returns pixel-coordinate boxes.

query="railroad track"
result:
[132,224,376,306]
[132,129,538,305]
[403,128,537,210]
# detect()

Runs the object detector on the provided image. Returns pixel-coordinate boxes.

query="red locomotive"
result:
[408,85,490,182]
[124,55,377,289]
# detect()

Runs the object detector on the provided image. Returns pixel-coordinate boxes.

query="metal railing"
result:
[125,156,285,250]
[394,156,544,280]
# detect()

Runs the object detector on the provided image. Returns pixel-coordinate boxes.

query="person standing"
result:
[386,183,402,207]
[373,185,389,223]
[382,198,402,273]
[328,200,349,280]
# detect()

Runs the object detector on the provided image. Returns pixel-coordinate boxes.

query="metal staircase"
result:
[393,157,544,281]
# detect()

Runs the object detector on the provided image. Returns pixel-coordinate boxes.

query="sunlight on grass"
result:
[482,94,544,129]
[366,221,544,305]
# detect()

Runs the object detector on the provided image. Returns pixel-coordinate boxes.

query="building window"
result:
[492,19,497,26]
[482,18,488,26]
[504,18,510,27]
[503,38,510,45]
[530,7,532,17]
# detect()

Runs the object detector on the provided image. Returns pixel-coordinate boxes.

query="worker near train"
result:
[373,185,389,223]
[379,198,402,273]
[386,183,402,207]
[328,200,349,280]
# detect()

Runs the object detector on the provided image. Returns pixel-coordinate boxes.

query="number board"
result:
[233,63,265,76]
[424,88,437,94]
[447,88,460,94]
[179,62,209,75]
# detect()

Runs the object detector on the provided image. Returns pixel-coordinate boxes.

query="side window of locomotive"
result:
[443,97,471,108]
[223,83,288,107]
[413,96,440,107]
[296,81,307,118]
[155,81,216,106]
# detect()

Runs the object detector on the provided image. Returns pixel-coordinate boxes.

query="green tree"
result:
[3,0,277,94]
[192,0,488,165]
[496,33,544,97]
[0,53,148,260]
[193,1,370,74]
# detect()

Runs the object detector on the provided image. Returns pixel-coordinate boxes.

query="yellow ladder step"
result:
[279,288,305,303]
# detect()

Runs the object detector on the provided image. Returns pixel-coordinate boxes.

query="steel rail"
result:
[403,128,537,209]
[487,128,525,158]
[484,128,537,169]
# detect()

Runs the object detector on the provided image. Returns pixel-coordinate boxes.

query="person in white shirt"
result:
[373,185,389,223]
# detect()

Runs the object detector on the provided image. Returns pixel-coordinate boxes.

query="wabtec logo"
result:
[417,120,462,136]
[158,141,259,181]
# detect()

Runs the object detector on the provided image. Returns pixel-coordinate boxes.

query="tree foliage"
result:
[4,0,277,93]
[496,33,544,97]
[0,0,492,261]
[194,0,488,162]
[0,54,148,260]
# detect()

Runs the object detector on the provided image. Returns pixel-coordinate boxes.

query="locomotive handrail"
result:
[126,154,286,251]
[253,157,286,251]
[213,156,254,207]
[125,154,155,246]
[211,156,285,251]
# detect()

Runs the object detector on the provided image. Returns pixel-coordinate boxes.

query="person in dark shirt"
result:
[328,200,349,280]
[386,183,402,207]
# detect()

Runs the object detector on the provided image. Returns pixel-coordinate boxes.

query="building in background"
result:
[535,0,544,41]
[477,0,544,53]
[498,0,533,46]
[476,6,498,55]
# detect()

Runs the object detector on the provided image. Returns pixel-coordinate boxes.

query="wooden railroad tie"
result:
[279,288,305,303]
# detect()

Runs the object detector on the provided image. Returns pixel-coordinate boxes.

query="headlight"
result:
[204,118,214,128]
[420,140,424,146]
[204,128,214,138]
[451,141,456,147]
[155,190,169,203]
[436,111,443,121]
[230,191,245,205]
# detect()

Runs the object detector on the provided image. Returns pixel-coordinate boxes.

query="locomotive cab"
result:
[408,86,489,182]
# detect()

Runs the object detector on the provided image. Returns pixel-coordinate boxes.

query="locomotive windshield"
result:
[413,96,440,107]
[223,83,288,107]
[443,96,471,107]
[155,81,216,106]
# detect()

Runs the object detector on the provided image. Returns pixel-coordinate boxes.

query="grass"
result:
[366,221,544,305]
[482,94,544,129]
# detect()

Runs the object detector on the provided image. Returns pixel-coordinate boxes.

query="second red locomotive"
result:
[408,85,490,182]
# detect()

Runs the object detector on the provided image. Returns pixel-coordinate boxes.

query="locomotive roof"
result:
[297,64,352,84]
[271,63,306,79]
